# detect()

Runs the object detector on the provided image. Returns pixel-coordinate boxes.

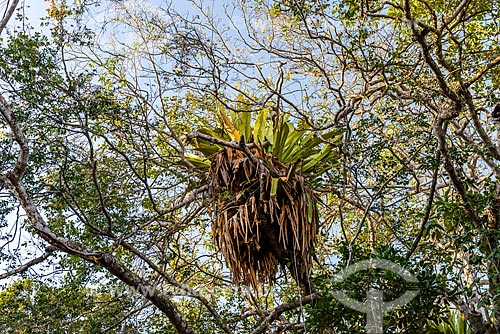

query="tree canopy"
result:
[1,0,500,333]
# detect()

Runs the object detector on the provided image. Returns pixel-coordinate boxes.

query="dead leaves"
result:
[209,147,318,289]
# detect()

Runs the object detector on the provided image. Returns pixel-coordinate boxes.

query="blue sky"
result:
[10,1,50,30]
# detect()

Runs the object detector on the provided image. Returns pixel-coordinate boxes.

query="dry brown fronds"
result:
[209,147,318,291]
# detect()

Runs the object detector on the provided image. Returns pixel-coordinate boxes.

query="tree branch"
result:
[0,246,56,280]
[0,98,195,334]
[186,131,242,151]
[118,240,234,334]
[404,1,460,103]
[250,293,318,334]
[465,55,500,88]
[434,117,479,227]
[0,0,20,34]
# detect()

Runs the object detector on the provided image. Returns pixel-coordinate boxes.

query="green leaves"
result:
[270,177,279,196]
[272,116,290,157]
[429,308,471,334]
[0,279,137,334]
[270,116,343,177]
[187,104,343,181]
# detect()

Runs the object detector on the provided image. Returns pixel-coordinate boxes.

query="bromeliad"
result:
[186,104,342,293]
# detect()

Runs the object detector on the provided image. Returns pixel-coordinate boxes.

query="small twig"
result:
[157,185,209,215]
[0,0,20,34]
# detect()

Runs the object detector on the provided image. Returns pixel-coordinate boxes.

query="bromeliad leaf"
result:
[254,107,269,143]
[273,117,290,159]
[233,94,252,140]
[185,152,211,168]
[270,177,279,196]
[281,129,305,163]
[302,144,334,173]
[218,107,241,140]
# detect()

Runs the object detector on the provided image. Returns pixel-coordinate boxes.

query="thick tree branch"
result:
[441,0,472,27]
[465,55,500,88]
[118,240,233,334]
[0,97,195,334]
[434,117,479,227]
[0,93,29,180]
[0,0,20,34]
[404,1,460,102]
[462,93,500,161]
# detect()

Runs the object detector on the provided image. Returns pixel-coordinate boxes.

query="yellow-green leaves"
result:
[253,107,269,142]
[269,117,343,176]
[270,177,279,196]
[218,106,241,140]
[233,94,252,140]
[185,152,211,168]
[302,143,334,173]
[272,116,290,158]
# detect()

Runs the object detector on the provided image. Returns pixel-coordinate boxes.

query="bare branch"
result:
[0,0,20,34]
[0,246,56,280]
